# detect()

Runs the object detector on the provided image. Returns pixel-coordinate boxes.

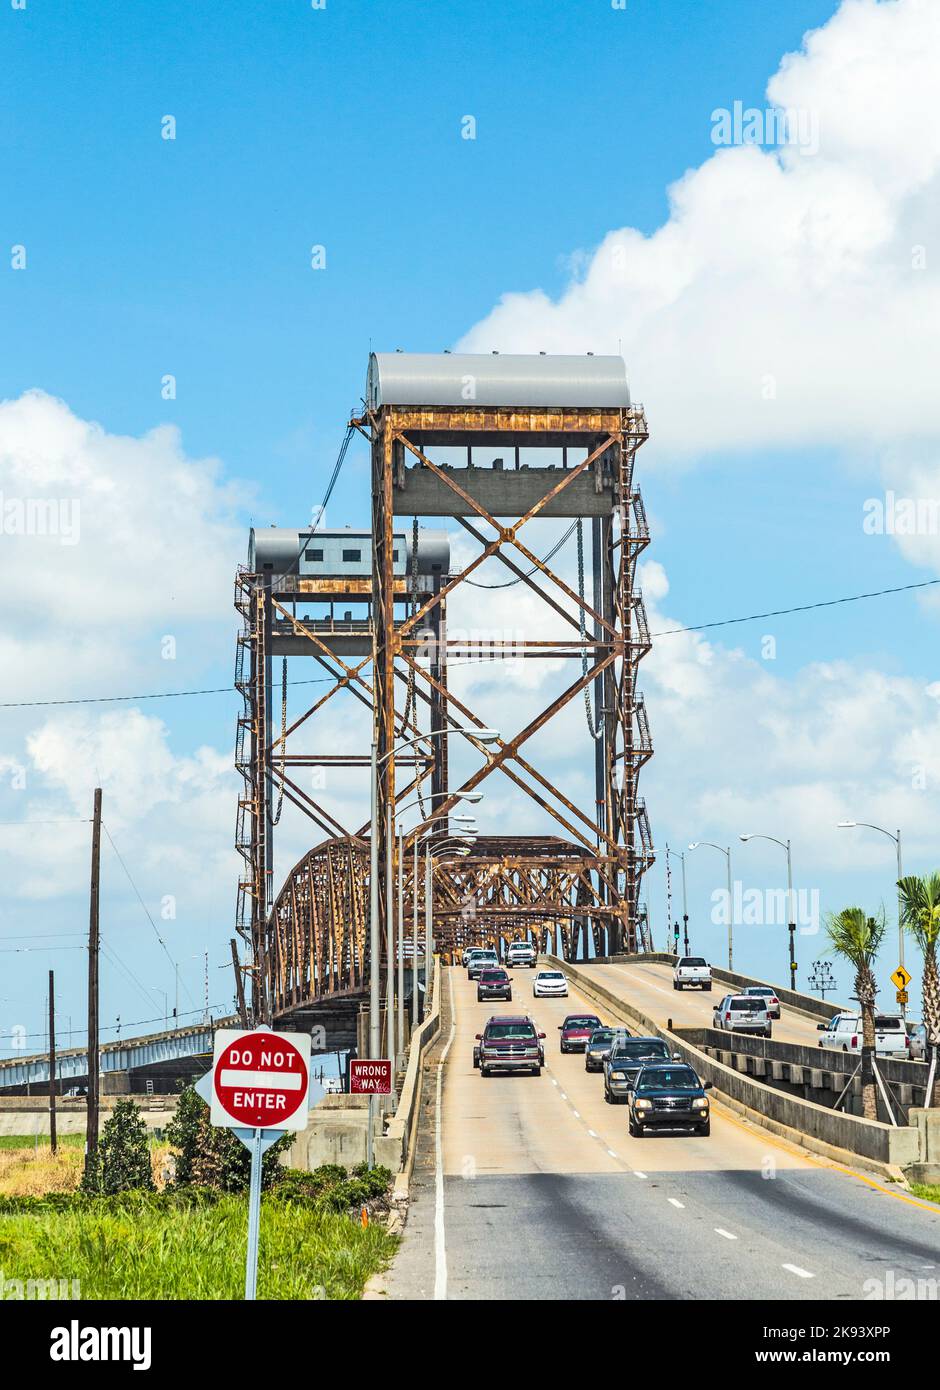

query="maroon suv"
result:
[477,967,513,1003]
[558,1013,602,1053]
[473,1016,546,1076]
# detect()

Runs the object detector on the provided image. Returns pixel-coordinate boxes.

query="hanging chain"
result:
[577,519,603,741]
[271,656,287,826]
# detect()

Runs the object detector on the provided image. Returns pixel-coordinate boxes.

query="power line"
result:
[650,576,940,638]
[100,823,198,1012]
[1,574,937,712]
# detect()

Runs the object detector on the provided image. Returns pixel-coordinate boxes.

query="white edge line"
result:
[434,969,457,1302]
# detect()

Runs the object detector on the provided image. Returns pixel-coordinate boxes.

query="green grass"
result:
[0,1189,398,1299]
[0,1134,85,1151]
[910,1182,940,1206]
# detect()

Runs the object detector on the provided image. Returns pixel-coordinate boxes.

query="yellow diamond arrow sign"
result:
[890,965,911,992]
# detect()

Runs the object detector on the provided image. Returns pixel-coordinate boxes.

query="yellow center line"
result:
[714,1101,940,1214]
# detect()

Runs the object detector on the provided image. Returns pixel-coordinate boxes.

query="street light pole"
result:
[689,842,733,971]
[369,740,381,1061]
[740,832,797,990]
[837,821,905,1017]
[681,851,689,956]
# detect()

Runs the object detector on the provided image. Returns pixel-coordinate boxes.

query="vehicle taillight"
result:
[725,1012,731,1021]
[852,1036,858,1048]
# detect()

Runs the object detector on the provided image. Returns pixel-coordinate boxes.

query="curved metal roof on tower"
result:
[367,352,630,410]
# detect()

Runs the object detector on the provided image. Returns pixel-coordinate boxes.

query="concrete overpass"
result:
[0,1018,236,1096]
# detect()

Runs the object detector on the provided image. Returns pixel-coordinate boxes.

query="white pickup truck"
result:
[817,1012,910,1059]
[673,956,712,991]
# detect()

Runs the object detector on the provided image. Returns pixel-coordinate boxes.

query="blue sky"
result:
[5,0,940,1053]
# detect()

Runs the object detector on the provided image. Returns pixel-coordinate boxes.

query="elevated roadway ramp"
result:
[375,964,940,1301]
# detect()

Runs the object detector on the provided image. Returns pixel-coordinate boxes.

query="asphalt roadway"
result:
[378,963,940,1302]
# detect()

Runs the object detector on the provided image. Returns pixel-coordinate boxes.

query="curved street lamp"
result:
[837,820,905,1016]
[688,841,733,970]
[739,833,796,989]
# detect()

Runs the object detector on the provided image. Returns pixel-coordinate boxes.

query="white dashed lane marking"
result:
[715,1227,738,1240]
[782,1263,815,1279]
[668,1198,685,1209]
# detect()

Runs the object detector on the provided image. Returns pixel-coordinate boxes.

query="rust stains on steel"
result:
[234,381,654,1022]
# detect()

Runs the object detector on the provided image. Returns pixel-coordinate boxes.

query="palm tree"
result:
[897,873,940,1106]
[824,907,887,1121]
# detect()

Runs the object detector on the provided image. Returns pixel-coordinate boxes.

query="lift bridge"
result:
[234,352,654,1032]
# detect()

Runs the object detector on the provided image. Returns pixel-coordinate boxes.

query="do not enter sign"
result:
[210,1028,312,1132]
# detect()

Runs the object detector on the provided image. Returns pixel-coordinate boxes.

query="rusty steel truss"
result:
[235,392,654,1023]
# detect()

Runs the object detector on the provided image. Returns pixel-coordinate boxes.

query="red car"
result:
[558,1013,602,1053]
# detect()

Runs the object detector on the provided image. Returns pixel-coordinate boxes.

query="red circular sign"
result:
[213,1031,309,1128]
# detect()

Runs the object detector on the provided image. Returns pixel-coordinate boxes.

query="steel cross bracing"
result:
[234,398,655,1022]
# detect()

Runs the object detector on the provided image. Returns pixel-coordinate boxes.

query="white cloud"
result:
[458,0,940,464]
[0,390,247,700]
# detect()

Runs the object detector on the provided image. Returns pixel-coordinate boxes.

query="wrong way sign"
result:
[210,1028,311,1132]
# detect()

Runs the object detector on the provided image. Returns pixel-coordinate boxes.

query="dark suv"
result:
[473,1016,546,1076]
[477,967,513,1003]
[628,1062,712,1137]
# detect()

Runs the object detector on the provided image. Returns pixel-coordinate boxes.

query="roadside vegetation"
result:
[0,1088,397,1299]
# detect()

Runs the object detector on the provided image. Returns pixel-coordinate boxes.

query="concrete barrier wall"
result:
[547,955,921,1173]
[376,956,442,1173]
[594,951,845,1022]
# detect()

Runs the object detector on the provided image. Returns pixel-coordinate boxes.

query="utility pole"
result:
[48,969,57,1156]
[230,938,249,1026]
[84,787,102,1185]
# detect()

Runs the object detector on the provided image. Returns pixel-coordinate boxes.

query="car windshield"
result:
[730,999,763,1011]
[746,988,774,996]
[565,1017,599,1029]
[680,958,707,967]
[540,972,564,980]
[875,1016,904,1031]
[589,1030,616,1046]
[485,1023,535,1040]
[637,1066,699,1091]
[480,970,507,982]
[612,1039,669,1061]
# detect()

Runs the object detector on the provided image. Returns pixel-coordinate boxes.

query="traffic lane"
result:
[442,970,824,1299]
[540,1008,940,1298]
[443,965,623,1177]
[581,960,827,1048]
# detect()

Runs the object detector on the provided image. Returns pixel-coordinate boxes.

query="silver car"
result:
[712,994,772,1038]
[604,1036,675,1103]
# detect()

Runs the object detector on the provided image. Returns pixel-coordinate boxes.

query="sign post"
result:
[208,1027,312,1300]
[350,1059,392,1170]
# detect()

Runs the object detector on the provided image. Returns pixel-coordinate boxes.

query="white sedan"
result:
[533,969,568,998]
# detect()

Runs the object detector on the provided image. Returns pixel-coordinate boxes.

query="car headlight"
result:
[692,1097,709,1110]
[634,1098,652,1110]
[610,1070,626,1080]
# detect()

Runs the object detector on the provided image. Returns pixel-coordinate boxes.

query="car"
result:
[506,941,537,968]
[817,1012,910,1058]
[584,1026,630,1072]
[908,1021,928,1061]
[473,1016,546,1076]
[673,956,712,991]
[742,985,781,1019]
[467,949,499,979]
[628,1062,713,1137]
[603,1036,676,1103]
[533,969,568,997]
[558,1013,602,1053]
[477,967,512,1002]
[712,994,772,1038]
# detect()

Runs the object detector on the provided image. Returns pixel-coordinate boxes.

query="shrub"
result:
[165,1085,292,1193]
[83,1099,155,1195]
